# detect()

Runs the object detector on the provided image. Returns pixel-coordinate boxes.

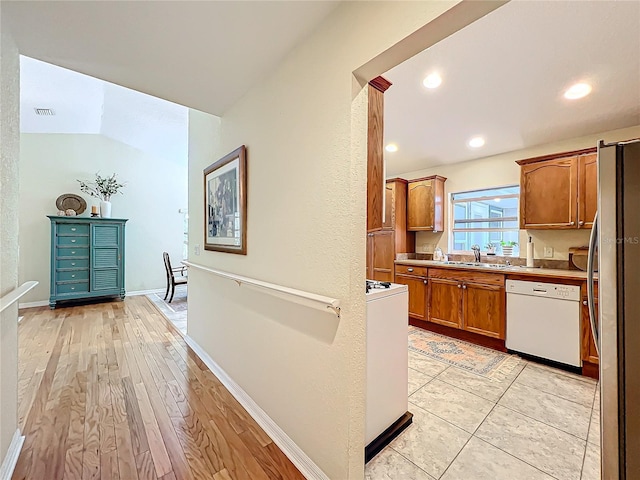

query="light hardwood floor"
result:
[14,296,304,480]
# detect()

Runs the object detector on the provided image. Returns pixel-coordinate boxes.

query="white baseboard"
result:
[18,300,48,309]
[0,430,24,480]
[128,289,165,296]
[182,335,329,480]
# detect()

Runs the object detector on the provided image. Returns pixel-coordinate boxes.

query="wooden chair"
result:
[163,252,187,303]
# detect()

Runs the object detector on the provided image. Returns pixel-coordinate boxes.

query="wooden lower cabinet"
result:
[428,278,462,329]
[581,282,599,365]
[367,230,394,281]
[463,283,505,339]
[395,273,428,321]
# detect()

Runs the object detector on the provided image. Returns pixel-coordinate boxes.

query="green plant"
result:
[77,173,125,202]
[500,240,518,247]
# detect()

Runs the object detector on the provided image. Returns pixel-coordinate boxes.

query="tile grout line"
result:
[388,446,437,480]
[466,360,565,480]
[579,384,599,480]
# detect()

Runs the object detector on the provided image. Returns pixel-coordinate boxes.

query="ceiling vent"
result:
[34,108,55,116]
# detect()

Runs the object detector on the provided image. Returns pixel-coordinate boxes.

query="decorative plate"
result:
[55,194,87,215]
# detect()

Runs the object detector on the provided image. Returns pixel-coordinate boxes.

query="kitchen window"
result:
[451,186,520,254]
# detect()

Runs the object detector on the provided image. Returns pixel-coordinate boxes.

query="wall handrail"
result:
[182,261,341,318]
[0,281,39,313]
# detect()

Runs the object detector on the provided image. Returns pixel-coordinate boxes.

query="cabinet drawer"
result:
[56,247,89,259]
[57,224,89,235]
[57,235,89,246]
[429,268,504,286]
[56,282,89,295]
[57,269,89,282]
[56,258,90,269]
[395,264,428,277]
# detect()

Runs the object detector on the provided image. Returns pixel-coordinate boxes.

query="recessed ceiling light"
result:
[422,73,442,89]
[564,83,592,100]
[494,198,501,203]
[385,143,398,153]
[468,136,485,148]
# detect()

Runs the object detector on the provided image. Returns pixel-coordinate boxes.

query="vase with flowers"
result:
[77,173,125,218]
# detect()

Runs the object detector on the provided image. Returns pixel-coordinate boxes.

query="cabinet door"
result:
[582,294,599,364]
[382,182,395,230]
[395,274,427,320]
[407,180,434,231]
[366,234,373,279]
[371,230,394,282]
[428,278,462,329]
[520,156,578,228]
[578,153,597,229]
[462,283,505,339]
[92,224,122,291]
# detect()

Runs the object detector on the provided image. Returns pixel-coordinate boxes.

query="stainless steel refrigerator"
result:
[588,139,640,479]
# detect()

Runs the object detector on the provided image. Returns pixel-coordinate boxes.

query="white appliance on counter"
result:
[365,280,410,459]
[506,279,581,367]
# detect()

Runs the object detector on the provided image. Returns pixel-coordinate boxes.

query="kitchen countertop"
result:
[395,259,593,281]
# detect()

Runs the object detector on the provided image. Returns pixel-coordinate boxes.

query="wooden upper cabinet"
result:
[578,153,598,229]
[463,282,505,339]
[383,182,395,230]
[407,176,447,232]
[581,281,599,365]
[519,155,578,229]
[517,148,597,230]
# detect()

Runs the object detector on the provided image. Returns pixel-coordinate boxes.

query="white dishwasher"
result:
[506,279,581,367]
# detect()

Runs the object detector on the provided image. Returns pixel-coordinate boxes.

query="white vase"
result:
[100,200,112,218]
[502,246,514,257]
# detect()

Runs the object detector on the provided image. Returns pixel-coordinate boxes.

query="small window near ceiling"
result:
[450,186,520,255]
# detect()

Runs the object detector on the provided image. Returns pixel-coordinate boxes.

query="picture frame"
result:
[203,145,247,254]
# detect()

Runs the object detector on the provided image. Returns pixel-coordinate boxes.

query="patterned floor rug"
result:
[408,326,522,378]
[146,285,187,334]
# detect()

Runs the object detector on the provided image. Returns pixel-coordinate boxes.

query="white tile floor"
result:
[366,348,600,480]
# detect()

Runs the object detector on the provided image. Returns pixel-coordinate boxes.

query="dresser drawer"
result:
[57,235,89,246]
[56,282,89,295]
[57,224,89,236]
[56,258,90,269]
[56,247,89,259]
[57,269,89,282]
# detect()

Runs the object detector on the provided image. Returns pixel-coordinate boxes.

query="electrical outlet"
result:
[543,246,554,258]
[194,244,201,256]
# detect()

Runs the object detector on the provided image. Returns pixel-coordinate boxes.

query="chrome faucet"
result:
[471,244,481,263]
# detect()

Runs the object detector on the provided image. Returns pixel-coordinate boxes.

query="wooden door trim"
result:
[516,147,596,166]
[369,76,392,93]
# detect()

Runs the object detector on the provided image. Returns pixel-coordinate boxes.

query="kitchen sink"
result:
[435,261,511,269]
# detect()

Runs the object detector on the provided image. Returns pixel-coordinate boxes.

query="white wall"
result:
[19,133,188,303]
[0,7,21,459]
[403,124,640,260]
[184,1,502,478]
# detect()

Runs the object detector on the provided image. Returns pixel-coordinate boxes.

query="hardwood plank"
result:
[15,297,304,480]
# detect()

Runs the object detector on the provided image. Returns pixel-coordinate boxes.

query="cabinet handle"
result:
[71,251,76,254]
[426,225,434,229]
[71,287,75,290]
[570,221,575,226]
[71,262,76,266]
[71,239,76,243]
[462,284,467,289]
[71,274,75,278]
[408,268,414,272]
[457,284,462,289]
[583,300,588,306]
[71,228,76,231]
[579,220,585,226]
[423,280,427,284]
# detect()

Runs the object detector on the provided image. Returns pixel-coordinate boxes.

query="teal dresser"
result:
[48,216,128,308]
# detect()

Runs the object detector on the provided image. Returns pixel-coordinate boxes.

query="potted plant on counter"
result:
[500,240,518,256]
[485,243,496,255]
[78,173,125,218]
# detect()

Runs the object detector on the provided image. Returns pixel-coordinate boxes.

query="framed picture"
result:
[204,145,247,254]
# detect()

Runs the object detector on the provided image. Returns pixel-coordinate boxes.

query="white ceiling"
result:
[5,1,339,116]
[383,0,640,176]
[21,56,190,163]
